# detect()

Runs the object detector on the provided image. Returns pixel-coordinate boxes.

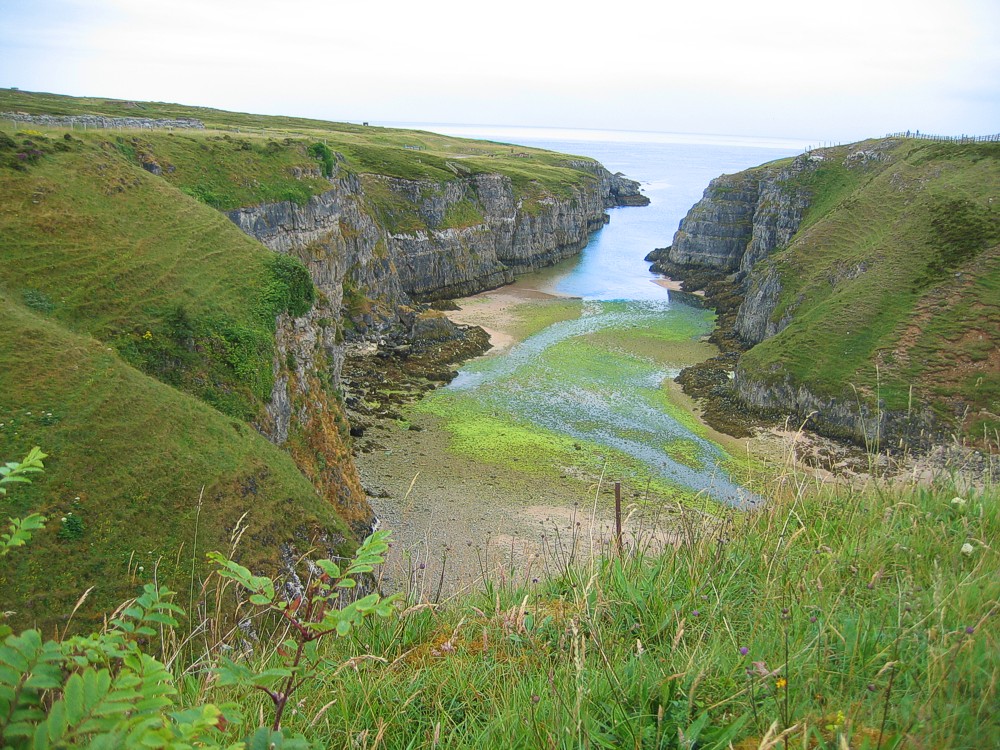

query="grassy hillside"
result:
[738,139,1000,445]
[0,296,351,629]
[0,89,617,631]
[0,88,603,213]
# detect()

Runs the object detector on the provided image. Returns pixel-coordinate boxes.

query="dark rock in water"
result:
[608,172,650,206]
[644,246,668,263]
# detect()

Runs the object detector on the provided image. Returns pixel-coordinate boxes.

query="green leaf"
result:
[251,667,293,688]
[215,656,256,687]
[315,559,341,579]
[32,721,50,750]
[45,699,67,743]
[64,672,85,725]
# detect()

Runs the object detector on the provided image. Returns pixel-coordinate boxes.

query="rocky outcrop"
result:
[1,112,204,129]
[733,373,940,448]
[734,264,790,345]
[653,153,813,279]
[224,156,642,527]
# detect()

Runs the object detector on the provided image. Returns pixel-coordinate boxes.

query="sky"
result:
[1,0,997,143]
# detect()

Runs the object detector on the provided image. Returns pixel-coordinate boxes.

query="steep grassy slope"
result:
[0,89,623,630]
[737,140,1000,445]
[0,126,355,629]
[0,131,316,420]
[0,296,351,628]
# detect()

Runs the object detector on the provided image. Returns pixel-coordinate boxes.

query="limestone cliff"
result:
[656,139,1000,450]
[226,158,643,518]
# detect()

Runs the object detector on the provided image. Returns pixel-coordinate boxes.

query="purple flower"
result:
[739,646,749,656]
[692,610,700,617]
[966,626,975,635]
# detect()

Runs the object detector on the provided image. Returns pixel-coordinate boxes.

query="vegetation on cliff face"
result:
[0,89,627,629]
[741,140,999,446]
[661,138,1000,449]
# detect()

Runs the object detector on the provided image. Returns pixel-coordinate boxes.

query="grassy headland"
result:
[737,140,1000,445]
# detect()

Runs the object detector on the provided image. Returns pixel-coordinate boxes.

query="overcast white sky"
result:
[2,0,997,142]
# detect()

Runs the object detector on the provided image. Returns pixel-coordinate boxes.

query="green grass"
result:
[0,297,351,631]
[188,473,998,749]
[736,139,1000,442]
[0,129,316,419]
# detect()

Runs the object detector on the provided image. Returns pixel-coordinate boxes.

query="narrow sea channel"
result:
[362,126,805,593]
[412,125,805,507]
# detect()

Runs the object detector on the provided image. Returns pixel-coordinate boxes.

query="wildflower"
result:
[961,542,975,556]
[867,683,877,692]
[60,517,67,523]
[951,496,966,508]
[531,694,540,704]
[965,626,975,635]
[138,566,144,572]
[775,677,787,689]
[142,330,153,340]
[739,646,749,656]
[692,610,700,617]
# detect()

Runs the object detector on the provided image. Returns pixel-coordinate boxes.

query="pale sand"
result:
[445,283,574,354]
[653,277,705,296]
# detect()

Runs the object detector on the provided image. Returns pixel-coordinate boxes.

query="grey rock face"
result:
[226,161,634,439]
[733,371,940,449]
[734,265,791,345]
[664,155,811,275]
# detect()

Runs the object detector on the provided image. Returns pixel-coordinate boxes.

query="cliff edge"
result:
[652,138,1000,451]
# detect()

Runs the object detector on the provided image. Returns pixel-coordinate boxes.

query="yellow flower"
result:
[776,677,787,689]
[142,330,153,340]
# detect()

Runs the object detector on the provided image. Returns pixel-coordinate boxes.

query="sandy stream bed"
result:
[355,282,804,601]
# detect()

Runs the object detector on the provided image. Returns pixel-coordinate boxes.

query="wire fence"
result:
[885,131,1000,143]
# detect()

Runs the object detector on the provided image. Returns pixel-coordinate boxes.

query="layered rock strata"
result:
[226,160,644,528]
[653,149,931,448]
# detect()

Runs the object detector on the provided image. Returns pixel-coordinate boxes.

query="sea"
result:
[388,123,809,300]
[381,124,807,505]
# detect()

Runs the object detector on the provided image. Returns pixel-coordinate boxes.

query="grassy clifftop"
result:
[737,139,999,446]
[0,88,604,212]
